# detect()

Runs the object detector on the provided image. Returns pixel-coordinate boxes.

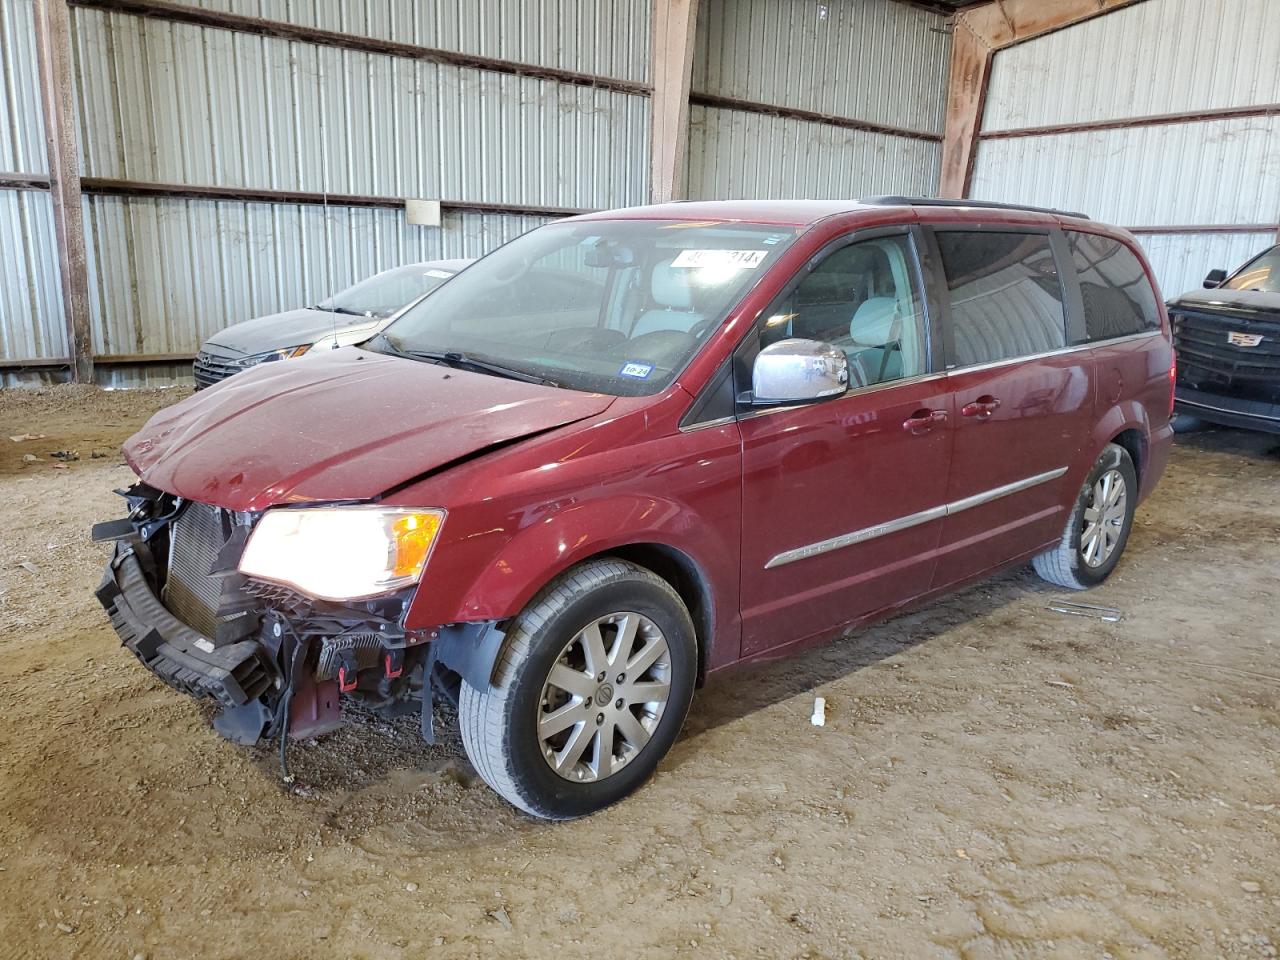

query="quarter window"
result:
[1066,231,1161,340]
[759,235,927,388]
[935,231,1067,367]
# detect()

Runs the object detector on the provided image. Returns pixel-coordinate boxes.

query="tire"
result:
[1171,413,1208,434]
[1032,443,1138,590]
[458,558,697,820]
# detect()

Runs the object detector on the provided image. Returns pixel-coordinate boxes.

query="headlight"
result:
[239,507,445,600]
[240,345,309,368]
[306,323,382,353]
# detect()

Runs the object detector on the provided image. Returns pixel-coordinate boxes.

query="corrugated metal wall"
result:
[0,0,67,371]
[187,0,651,84]
[72,9,648,207]
[1,0,649,385]
[970,0,1280,299]
[687,106,940,200]
[0,190,65,362]
[0,0,46,174]
[82,196,548,356]
[687,0,949,201]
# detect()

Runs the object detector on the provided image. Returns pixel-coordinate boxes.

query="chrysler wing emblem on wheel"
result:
[1228,331,1263,347]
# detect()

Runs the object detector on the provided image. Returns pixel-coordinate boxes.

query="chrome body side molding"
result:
[764,466,1069,569]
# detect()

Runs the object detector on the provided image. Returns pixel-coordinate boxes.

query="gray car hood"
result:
[202,308,378,357]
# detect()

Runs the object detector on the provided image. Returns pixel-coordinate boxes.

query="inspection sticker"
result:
[619,361,655,379]
[670,249,767,270]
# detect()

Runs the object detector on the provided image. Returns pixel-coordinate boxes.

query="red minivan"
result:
[96,198,1174,819]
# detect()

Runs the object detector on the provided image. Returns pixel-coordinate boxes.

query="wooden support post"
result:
[34,0,93,383]
[650,0,699,203]
[938,19,991,200]
[940,0,1149,200]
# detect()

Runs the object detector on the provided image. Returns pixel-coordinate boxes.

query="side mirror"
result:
[752,338,848,404]
[1204,268,1227,288]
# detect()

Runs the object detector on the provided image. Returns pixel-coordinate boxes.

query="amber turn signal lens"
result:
[390,512,444,578]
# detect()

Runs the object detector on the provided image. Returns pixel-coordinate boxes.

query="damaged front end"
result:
[93,484,441,747]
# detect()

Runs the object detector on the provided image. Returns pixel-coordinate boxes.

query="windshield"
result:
[1223,246,1280,293]
[378,219,800,396]
[318,263,458,319]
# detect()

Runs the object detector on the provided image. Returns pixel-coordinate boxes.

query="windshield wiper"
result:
[371,337,559,387]
[314,305,367,317]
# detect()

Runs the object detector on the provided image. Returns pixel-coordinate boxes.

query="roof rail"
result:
[861,195,1091,221]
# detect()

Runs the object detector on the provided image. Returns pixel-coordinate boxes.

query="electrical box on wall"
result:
[405,199,442,227]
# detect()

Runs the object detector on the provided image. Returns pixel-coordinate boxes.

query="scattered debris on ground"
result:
[2,387,1278,959]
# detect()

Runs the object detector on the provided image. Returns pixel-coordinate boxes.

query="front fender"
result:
[405,492,741,660]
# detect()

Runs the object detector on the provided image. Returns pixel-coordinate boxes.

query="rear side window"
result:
[1067,231,1161,340]
[935,231,1066,367]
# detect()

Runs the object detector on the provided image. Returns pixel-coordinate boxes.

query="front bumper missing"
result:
[96,543,277,708]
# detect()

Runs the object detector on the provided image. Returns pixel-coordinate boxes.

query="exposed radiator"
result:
[162,501,229,639]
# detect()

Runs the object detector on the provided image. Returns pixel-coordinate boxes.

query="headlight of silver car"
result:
[241,344,310,367]
[238,506,445,600]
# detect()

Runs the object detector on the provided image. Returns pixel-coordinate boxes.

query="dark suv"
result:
[1169,244,1280,434]
[96,197,1173,819]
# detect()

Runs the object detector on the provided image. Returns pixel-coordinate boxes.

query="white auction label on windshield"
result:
[670,249,767,269]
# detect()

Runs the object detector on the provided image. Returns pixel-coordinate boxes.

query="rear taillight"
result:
[1168,350,1177,417]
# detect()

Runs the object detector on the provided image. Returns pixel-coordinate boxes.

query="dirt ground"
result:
[0,385,1278,960]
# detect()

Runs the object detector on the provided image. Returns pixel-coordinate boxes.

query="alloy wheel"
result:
[1081,468,1127,567]
[536,612,672,783]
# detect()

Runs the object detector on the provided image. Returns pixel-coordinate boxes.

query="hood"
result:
[125,349,616,511]
[203,308,382,357]
[1169,287,1280,320]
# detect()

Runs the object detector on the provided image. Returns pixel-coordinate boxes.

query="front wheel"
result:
[1032,443,1138,590]
[458,559,697,820]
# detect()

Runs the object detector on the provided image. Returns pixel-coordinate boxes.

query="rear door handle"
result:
[903,408,947,435]
[961,395,1001,419]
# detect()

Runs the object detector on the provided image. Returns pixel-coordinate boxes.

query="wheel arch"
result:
[1086,401,1150,484]
[1109,426,1146,481]
[588,543,714,686]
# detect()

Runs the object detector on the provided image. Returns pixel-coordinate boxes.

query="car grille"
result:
[193,349,246,389]
[162,501,231,639]
[1171,309,1280,384]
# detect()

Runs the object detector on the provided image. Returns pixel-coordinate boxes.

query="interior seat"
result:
[631,262,707,337]
[847,296,904,384]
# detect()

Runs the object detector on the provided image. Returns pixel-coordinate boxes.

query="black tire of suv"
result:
[457,559,697,820]
[1171,413,1207,434]
[1032,443,1138,590]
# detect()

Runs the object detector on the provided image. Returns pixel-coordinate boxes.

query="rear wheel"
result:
[458,559,696,820]
[1032,443,1138,590]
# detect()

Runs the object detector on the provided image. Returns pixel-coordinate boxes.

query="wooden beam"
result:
[78,178,588,218]
[981,102,1280,139]
[938,18,991,199]
[0,353,197,373]
[650,0,699,203]
[958,0,1147,49]
[68,0,649,97]
[939,0,1152,199]
[0,172,52,190]
[34,0,93,383]
[689,92,942,143]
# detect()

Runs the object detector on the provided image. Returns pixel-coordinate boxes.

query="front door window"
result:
[760,234,927,388]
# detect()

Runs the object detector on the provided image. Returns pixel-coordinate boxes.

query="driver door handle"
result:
[903,408,947,435]
[962,395,1001,419]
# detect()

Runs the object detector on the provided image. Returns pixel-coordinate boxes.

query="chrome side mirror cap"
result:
[752,338,849,404]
